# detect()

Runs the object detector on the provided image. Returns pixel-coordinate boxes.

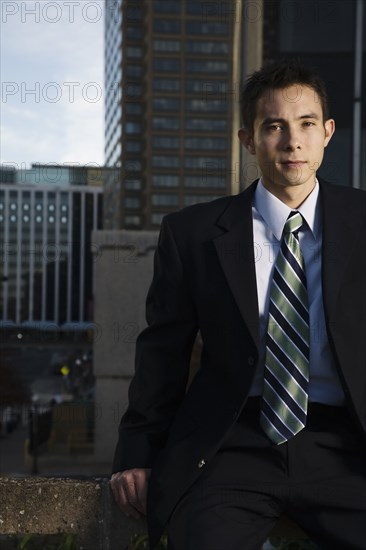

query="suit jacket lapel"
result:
[212,182,260,351]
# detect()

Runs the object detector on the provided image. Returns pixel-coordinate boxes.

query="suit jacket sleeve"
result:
[112,215,199,473]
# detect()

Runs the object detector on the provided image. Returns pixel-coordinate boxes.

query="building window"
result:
[126,65,143,78]
[125,121,141,134]
[23,203,30,211]
[153,19,181,33]
[125,160,142,172]
[152,194,179,206]
[126,46,143,59]
[126,27,143,40]
[125,103,143,115]
[185,99,227,112]
[152,97,180,111]
[125,83,143,97]
[185,2,206,14]
[152,136,179,149]
[153,58,181,73]
[125,179,142,190]
[186,60,228,74]
[184,137,227,150]
[186,21,228,35]
[126,140,142,153]
[153,1,181,14]
[152,175,179,187]
[126,7,143,20]
[185,118,227,132]
[151,212,166,225]
[36,215,42,223]
[61,216,68,224]
[153,78,181,92]
[184,175,227,189]
[153,40,181,52]
[125,215,141,225]
[185,41,228,55]
[152,156,180,168]
[184,156,227,169]
[152,117,180,130]
[125,197,141,209]
[10,202,17,211]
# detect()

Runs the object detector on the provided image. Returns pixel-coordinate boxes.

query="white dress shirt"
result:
[249,179,345,405]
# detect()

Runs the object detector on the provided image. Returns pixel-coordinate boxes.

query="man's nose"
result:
[282,128,301,150]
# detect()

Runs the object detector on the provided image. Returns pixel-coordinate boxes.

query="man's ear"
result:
[238,127,256,155]
[324,118,335,147]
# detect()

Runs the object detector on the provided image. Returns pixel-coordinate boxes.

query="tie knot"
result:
[284,211,304,235]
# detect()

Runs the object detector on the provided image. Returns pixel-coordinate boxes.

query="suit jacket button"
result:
[198,459,206,469]
[247,356,255,366]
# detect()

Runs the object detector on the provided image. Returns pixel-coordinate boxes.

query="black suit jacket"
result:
[112,179,366,547]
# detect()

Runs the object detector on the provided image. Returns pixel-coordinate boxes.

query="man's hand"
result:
[110,468,152,519]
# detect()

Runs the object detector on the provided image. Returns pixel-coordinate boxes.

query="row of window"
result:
[124,175,227,190]
[121,116,228,135]
[152,59,229,74]
[153,1,230,16]
[151,98,228,112]
[152,40,228,55]
[151,136,228,150]
[124,194,223,210]
[1,202,69,212]
[152,78,231,95]
[151,156,227,169]
[122,1,234,18]
[2,214,68,224]
[153,20,228,35]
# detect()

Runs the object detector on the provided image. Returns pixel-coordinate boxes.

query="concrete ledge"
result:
[0,476,145,550]
[0,476,307,549]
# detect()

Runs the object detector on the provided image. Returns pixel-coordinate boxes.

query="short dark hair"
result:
[240,58,330,135]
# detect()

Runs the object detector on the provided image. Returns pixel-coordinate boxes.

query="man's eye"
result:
[303,121,315,127]
[268,124,282,131]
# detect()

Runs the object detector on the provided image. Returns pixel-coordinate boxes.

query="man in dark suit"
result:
[110,59,366,549]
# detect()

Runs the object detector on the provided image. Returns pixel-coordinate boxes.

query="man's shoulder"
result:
[319,178,366,213]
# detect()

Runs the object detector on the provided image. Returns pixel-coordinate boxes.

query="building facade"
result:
[104,0,254,229]
[0,165,103,327]
[263,0,365,189]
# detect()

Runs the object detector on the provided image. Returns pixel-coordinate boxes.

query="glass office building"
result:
[263,0,365,189]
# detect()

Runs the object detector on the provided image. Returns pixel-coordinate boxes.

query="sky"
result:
[0,0,105,169]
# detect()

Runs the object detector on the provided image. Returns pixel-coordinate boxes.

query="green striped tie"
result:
[260,211,310,445]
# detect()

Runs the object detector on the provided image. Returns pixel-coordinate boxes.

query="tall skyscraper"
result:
[104,0,256,229]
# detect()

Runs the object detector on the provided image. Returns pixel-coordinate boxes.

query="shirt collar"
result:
[254,178,320,241]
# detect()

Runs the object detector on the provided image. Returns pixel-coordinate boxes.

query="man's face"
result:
[239,84,335,201]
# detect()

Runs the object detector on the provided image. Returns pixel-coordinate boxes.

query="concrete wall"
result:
[91,230,158,465]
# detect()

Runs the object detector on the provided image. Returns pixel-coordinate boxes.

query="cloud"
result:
[1,0,104,167]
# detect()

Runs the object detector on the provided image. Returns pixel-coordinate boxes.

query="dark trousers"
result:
[167,399,366,550]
